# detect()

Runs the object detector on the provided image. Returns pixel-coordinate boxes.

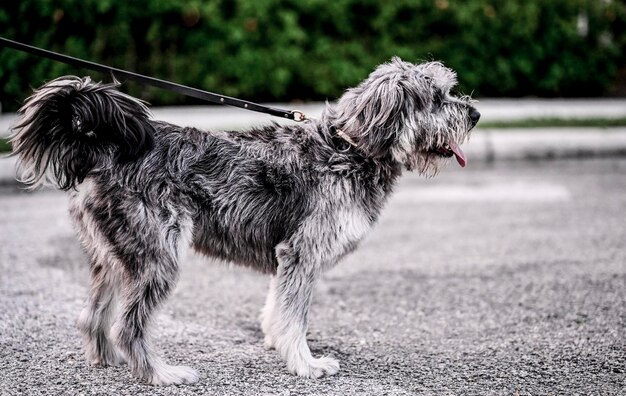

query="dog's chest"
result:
[308,203,373,267]
[334,207,371,245]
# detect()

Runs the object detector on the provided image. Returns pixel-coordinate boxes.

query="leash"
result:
[0,37,308,122]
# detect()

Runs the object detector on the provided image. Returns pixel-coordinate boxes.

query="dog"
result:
[10,57,479,385]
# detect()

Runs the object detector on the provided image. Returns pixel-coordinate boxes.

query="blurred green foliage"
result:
[1,0,625,111]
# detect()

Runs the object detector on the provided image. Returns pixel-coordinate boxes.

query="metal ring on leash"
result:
[290,110,307,122]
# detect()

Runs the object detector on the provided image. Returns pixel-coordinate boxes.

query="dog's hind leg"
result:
[77,261,125,367]
[268,242,340,378]
[112,240,198,385]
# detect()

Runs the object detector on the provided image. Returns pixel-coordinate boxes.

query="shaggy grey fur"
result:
[10,57,479,385]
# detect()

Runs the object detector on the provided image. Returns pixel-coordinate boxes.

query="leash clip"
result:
[290,110,307,122]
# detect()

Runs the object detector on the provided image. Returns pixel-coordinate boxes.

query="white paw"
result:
[288,356,340,379]
[263,334,275,350]
[150,364,199,385]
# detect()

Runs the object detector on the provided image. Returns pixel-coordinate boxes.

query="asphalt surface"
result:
[1,158,625,395]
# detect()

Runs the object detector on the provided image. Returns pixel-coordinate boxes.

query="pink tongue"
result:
[449,142,466,167]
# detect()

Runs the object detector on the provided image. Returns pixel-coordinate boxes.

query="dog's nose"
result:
[469,108,481,127]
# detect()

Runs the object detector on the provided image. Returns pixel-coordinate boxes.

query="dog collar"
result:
[334,128,358,148]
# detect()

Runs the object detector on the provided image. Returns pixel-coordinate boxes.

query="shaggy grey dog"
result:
[10,57,479,385]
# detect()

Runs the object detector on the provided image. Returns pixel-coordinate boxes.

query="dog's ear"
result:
[332,60,418,158]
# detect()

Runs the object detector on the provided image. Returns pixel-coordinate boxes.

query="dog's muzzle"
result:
[429,142,467,167]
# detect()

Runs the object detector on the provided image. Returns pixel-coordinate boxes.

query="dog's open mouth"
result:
[429,142,466,167]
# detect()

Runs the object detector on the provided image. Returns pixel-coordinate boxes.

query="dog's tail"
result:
[10,76,155,190]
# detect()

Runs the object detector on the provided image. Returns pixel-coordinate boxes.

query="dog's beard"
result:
[405,151,445,177]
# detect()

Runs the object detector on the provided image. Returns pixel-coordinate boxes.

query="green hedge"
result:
[1,0,624,111]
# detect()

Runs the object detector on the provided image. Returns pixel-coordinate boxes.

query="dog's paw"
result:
[288,356,340,379]
[92,353,127,367]
[263,334,275,350]
[149,364,199,386]
[107,352,127,367]
[85,346,127,367]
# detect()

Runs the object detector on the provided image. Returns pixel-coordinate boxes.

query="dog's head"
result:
[327,57,479,175]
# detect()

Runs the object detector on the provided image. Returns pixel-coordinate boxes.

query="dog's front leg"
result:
[268,242,340,378]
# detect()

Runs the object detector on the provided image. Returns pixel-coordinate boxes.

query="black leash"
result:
[0,37,307,122]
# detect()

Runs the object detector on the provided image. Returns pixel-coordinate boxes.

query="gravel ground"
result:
[1,158,625,395]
